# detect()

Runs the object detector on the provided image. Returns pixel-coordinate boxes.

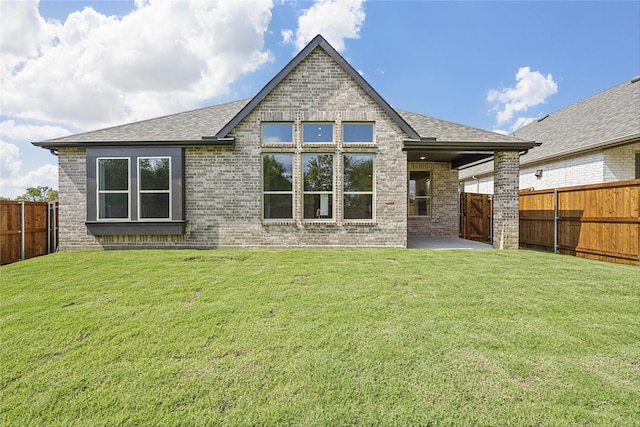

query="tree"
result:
[15,186,58,202]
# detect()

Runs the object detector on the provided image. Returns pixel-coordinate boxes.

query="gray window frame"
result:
[86,147,185,235]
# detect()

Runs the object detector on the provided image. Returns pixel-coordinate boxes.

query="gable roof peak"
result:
[214,34,421,140]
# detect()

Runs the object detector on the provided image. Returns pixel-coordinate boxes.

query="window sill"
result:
[343,220,377,226]
[261,220,296,226]
[86,221,186,236]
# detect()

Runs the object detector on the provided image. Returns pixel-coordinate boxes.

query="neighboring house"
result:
[34,35,536,250]
[460,76,640,193]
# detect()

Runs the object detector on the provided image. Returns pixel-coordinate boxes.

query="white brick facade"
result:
[462,142,640,193]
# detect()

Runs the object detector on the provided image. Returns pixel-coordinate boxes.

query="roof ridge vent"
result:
[630,76,640,84]
[537,114,550,122]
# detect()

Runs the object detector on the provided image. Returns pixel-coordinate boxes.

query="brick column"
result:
[493,151,520,249]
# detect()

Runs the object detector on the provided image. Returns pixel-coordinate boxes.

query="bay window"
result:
[87,147,184,235]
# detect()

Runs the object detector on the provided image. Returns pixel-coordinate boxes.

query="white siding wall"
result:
[603,142,640,181]
[462,175,494,194]
[520,151,604,190]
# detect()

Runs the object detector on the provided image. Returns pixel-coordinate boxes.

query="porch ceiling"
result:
[403,139,541,169]
[406,150,494,168]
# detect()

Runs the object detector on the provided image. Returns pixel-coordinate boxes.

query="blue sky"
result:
[1,0,639,198]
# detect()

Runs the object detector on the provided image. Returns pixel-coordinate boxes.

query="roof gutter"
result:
[403,139,539,152]
[32,137,236,150]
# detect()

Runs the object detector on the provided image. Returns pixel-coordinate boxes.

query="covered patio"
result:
[407,236,492,250]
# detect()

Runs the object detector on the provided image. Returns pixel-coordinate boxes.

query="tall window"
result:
[263,154,293,219]
[97,158,129,220]
[303,154,334,219]
[343,123,374,143]
[343,154,374,219]
[408,170,431,216]
[303,123,333,143]
[139,157,171,219]
[262,123,293,144]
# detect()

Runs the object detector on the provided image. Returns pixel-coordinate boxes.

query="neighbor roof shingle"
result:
[460,76,640,178]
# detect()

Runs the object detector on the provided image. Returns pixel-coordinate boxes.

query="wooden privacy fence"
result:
[520,180,639,265]
[0,201,59,265]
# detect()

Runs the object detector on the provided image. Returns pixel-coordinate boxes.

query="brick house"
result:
[34,35,537,250]
[460,76,640,193]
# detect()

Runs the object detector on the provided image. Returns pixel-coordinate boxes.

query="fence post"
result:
[20,201,25,261]
[488,195,493,243]
[47,202,51,254]
[53,202,58,252]
[553,188,558,254]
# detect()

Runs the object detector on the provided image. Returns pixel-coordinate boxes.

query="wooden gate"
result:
[0,201,59,265]
[459,193,492,241]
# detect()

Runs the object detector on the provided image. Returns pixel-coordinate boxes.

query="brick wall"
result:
[56,47,466,249]
[493,151,520,249]
[407,161,459,236]
[58,148,100,250]
[182,47,411,248]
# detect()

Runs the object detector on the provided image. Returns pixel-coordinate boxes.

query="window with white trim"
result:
[263,154,293,219]
[343,154,374,220]
[303,154,334,219]
[97,158,130,220]
[138,157,171,220]
[408,170,431,216]
[87,148,184,235]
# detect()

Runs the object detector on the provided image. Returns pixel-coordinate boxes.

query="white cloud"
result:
[0,141,58,198]
[281,29,293,44]
[0,120,70,142]
[1,0,275,129]
[1,0,277,197]
[284,0,366,52]
[487,67,558,125]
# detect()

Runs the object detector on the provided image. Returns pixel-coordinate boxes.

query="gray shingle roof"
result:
[35,99,527,147]
[39,99,250,143]
[397,110,529,143]
[460,76,640,178]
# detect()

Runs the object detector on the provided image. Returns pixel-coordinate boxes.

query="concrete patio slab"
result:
[407,236,493,250]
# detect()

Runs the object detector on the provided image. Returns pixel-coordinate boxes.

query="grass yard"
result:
[0,248,638,426]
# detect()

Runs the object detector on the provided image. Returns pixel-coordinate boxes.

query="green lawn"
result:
[1,248,638,426]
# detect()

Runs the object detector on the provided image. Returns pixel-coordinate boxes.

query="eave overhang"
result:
[403,138,540,169]
[32,137,235,150]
